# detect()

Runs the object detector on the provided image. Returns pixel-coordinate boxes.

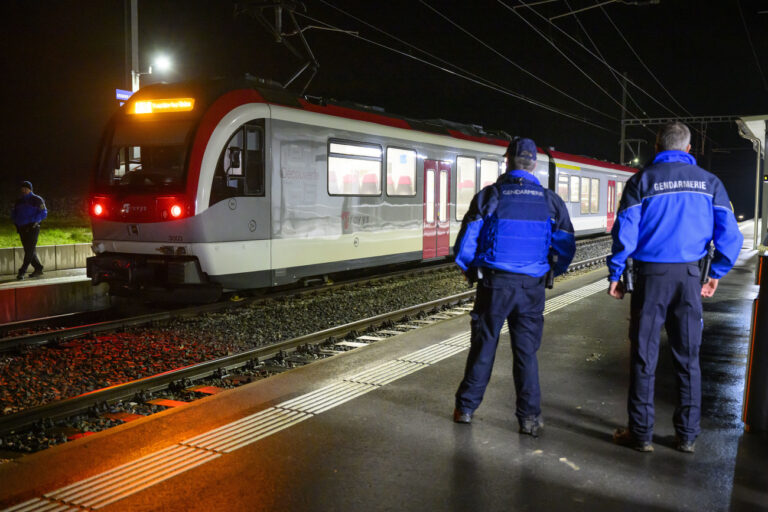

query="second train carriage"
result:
[87,79,635,301]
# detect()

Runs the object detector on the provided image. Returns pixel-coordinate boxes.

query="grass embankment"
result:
[0,215,92,248]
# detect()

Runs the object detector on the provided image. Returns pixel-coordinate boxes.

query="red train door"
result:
[606,180,616,232]
[436,161,451,257]
[423,160,438,259]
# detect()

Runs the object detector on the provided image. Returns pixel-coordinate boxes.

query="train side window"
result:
[569,175,579,203]
[616,181,624,210]
[386,147,416,196]
[456,156,476,220]
[328,140,382,196]
[557,174,569,202]
[480,159,499,188]
[210,121,265,205]
[590,177,600,213]
[245,126,265,196]
[580,177,590,214]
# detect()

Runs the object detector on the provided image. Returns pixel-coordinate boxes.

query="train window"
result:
[328,141,382,196]
[386,147,416,196]
[616,181,624,210]
[426,170,435,223]
[210,121,265,205]
[104,119,194,189]
[590,178,600,213]
[456,156,476,220]
[557,174,569,202]
[439,170,448,222]
[480,159,499,189]
[580,177,590,214]
[569,175,579,203]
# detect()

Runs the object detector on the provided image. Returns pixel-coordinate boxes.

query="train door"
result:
[606,180,616,232]
[436,162,451,257]
[423,160,438,259]
[423,160,451,259]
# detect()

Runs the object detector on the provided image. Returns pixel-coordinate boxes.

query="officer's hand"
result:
[701,278,719,298]
[608,280,625,300]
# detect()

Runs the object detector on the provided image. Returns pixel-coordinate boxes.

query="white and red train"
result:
[87,78,635,301]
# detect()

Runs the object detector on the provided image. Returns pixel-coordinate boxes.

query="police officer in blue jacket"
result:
[608,122,743,453]
[453,137,576,436]
[11,181,48,280]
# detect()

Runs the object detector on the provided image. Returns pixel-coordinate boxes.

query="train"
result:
[86,78,635,302]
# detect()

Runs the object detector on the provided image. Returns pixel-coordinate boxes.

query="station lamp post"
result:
[126,0,172,92]
[131,55,172,92]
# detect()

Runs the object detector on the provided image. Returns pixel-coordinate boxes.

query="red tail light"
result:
[90,196,110,218]
[157,196,188,220]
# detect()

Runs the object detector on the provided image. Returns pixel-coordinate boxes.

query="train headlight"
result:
[170,205,182,218]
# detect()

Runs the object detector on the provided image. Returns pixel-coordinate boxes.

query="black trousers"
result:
[455,270,546,423]
[628,262,703,443]
[18,224,43,273]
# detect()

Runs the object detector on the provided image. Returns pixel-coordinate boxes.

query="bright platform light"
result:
[154,55,172,72]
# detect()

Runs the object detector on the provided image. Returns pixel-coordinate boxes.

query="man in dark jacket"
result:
[11,181,48,279]
[453,137,576,436]
[607,122,743,453]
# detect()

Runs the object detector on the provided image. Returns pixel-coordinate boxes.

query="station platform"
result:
[0,222,764,512]
[0,269,109,323]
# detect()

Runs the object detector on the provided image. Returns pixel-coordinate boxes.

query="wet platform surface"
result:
[0,222,765,511]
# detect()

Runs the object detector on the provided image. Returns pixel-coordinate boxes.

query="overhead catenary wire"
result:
[561,0,647,117]
[418,0,617,121]
[499,0,683,119]
[597,3,693,116]
[560,0,656,138]
[319,0,615,122]
[502,0,722,150]
[295,11,613,131]
[735,0,768,94]
[316,0,550,116]
[497,0,641,118]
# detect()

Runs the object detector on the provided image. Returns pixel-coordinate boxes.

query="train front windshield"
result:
[99,119,195,190]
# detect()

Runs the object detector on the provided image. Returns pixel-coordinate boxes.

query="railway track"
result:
[0,249,609,442]
[0,236,610,354]
[0,261,457,354]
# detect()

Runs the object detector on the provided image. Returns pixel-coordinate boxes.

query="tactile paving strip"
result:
[1,279,605,511]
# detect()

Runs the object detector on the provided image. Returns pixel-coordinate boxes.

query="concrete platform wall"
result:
[0,280,110,324]
[0,243,92,275]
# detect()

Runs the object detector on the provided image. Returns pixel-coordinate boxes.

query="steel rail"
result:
[0,262,457,353]
[0,251,611,437]
[0,290,475,437]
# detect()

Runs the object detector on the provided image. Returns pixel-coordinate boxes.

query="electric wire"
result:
[561,0,657,138]
[562,0,646,116]
[316,0,541,113]
[295,11,613,131]
[502,0,722,150]
[497,0,640,118]
[418,0,617,120]
[597,3,693,115]
[499,0,682,118]
[735,0,768,94]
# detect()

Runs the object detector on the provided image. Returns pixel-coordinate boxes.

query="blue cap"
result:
[505,137,537,161]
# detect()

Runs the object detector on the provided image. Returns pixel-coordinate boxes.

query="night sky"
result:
[1,0,766,217]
